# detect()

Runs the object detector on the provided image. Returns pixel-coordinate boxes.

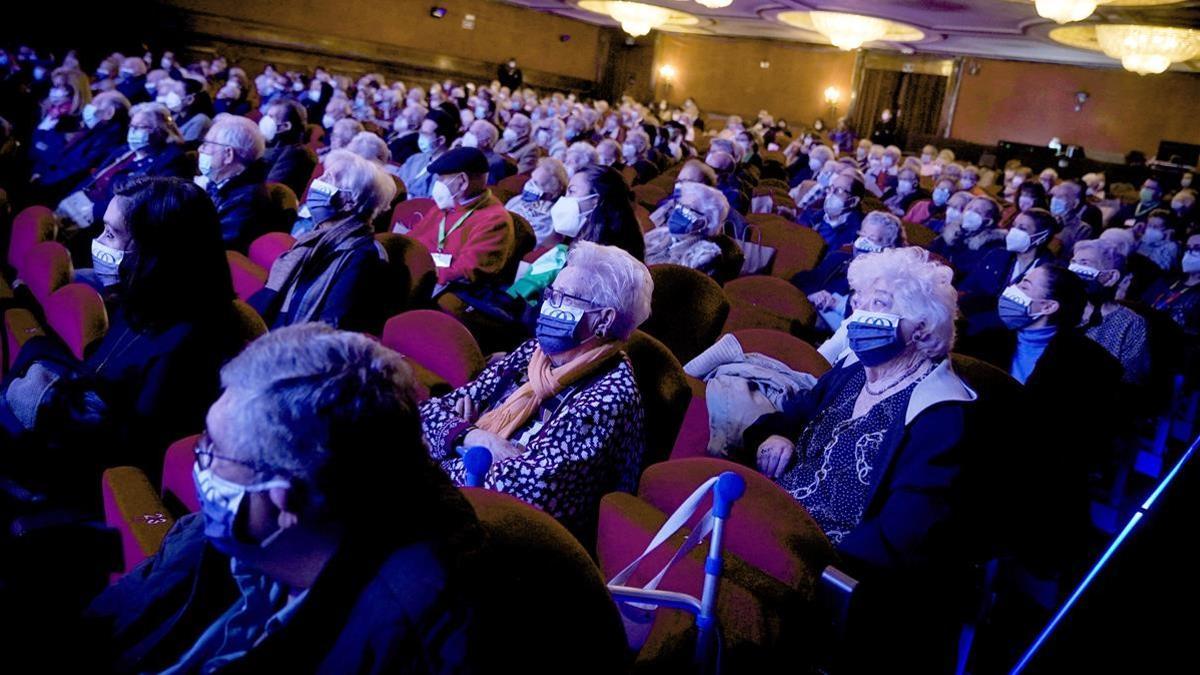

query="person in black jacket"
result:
[0,177,244,500]
[498,57,523,91]
[30,91,131,204]
[260,98,318,200]
[114,56,149,105]
[197,114,273,252]
[251,150,394,333]
[958,207,1057,337]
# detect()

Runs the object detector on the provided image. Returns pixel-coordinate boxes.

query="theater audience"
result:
[882,166,928,217]
[505,157,568,246]
[1147,232,1200,337]
[420,242,651,537]
[904,176,954,226]
[806,171,866,250]
[930,196,1005,282]
[797,210,904,333]
[1071,239,1151,385]
[1,177,243,494]
[461,118,514,185]
[495,112,539,174]
[197,113,272,251]
[644,183,729,275]
[84,323,488,672]
[260,99,318,200]
[30,90,130,204]
[408,147,515,290]
[649,159,716,227]
[1135,209,1181,272]
[386,103,426,165]
[959,208,1057,336]
[155,76,212,144]
[251,150,394,332]
[1000,180,1047,229]
[745,247,976,570]
[1050,180,1101,259]
[622,128,659,186]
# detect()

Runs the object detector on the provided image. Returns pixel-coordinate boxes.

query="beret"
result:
[428,147,489,176]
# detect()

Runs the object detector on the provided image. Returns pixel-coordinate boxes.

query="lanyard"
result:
[437,199,483,251]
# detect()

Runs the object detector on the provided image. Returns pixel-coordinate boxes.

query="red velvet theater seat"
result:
[248,231,296,271]
[226,250,268,302]
[381,309,485,390]
[7,205,58,276]
[21,241,73,307]
[723,275,815,336]
[642,264,730,365]
[43,282,109,360]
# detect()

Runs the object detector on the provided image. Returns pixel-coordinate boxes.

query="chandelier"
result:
[1094,24,1200,74]
[694,0,733,7]
[808,11,892,50]
[607,1,674,37]
[1034,0,1101,23]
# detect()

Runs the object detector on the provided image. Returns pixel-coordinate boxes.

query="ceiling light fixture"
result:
[607,1,674,37]
[1034,0,1100,24]
[694,0,733,8]
[808,11,894,50]
[1094,23,1200,74]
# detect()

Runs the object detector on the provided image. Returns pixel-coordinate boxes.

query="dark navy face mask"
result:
[668,205,704,235]
[535,302,593,354]
[845,310,906,367]
[998,284,1037,330]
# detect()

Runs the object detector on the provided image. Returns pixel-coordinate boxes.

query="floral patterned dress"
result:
[420,339,645,537]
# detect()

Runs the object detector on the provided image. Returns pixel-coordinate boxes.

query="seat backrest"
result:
[632,183,668,211]
[162,434,202,514]
[247,232,296,271]
[625,329,692,467]
[226,251,268,302]
[731,328,831,378]
[745,214,826,279]
[708,233,745,285]
[641,264,730,364]
[44,283,109,360]
[390,197,437,233]
[8,205,58,274]
[381,309,484,388]
[373,233,438,310]
[502,211,536,282]
[634,203,655,233]
[722,275,815,335]
[23,241,73,306]
[264,182,299,233]
[903,220,936,248]
[461,488,629,671]
[495,172,531,200]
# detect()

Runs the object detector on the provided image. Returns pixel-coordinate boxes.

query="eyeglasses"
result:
[199,139,237,153]
[194,431,265,474]
[543,285,599,309]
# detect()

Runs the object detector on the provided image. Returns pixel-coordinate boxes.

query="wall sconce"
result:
[658,64,677,81]
[824,86,842,117]
[759,60,771,69]
[1074,90,1089,112]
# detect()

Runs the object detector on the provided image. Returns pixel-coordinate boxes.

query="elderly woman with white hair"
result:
[564,140,598,178]
[59,100,192,226]
[745,247,977,570]
[421,242,652,537]
[197,113,273,251]
[251,149,396,333]
[644,183,730,276]
[1070,238,1151,385]
[506,157,569,246]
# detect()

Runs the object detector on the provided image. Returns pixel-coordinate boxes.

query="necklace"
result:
[864,358,930,397]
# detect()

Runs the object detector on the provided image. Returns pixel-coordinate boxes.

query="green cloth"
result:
[507,244,569,305]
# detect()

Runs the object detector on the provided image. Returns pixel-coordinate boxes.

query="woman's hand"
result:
[453,395,479,423]
[756,435,795,478]
[464,428,526,463]
[808,290,835,311]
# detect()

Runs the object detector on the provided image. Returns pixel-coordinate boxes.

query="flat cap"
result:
[428,147,489,176]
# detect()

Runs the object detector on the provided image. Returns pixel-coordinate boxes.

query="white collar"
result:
[837,352,977,425]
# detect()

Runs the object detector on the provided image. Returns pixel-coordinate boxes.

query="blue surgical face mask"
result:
[668,205,704,235]
[932,188,950,206]
[521,180,544,202]
[998,284,1037,330]
[853,236,885,256]
[305,179,343,224]
[846,310,907,367]
[535,301,593,354]
[1049,196,1069,216]
[91,239,126,287]
[418,133,437,154]
[193,463,291,558]
[127,128,150,152]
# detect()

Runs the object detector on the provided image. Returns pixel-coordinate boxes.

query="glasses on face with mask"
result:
[543,285,600,310]
[194,430,268,476]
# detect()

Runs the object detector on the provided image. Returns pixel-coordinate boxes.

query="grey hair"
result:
[535,157,569,195]
[218,323,421,520]
[680,183,729,237]
[347,131,391,164]
[565,241,654,340]
[470,119,499,147]
[566,141,598,164]
[323,149,397,220]
[207,113,266,164]
[1098,227,1136,258]
[92,90,131,115]
[846,247,957,359]
[862,210,902,246]
[626,128,650,150]
[1073,237,1125,273]
[129,101,184,144]
[809,144,834,164]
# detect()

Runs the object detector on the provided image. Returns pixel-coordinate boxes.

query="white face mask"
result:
[308,90,321,102]
[322,114,335,129]
[1005,228,1033,253]
[197,151,217,179]
[962,210,986,232]
[945,207,962,225]
[258,115,278,142]
[502,128,518,143]
[431,174,463,210]
[82,104,100,129]
[91,239,126,287]
[1141,227,1166,244]
[461,132,479,148]
[1182,251,1200,274]
[157,91,183,112]
[550,195,594,237]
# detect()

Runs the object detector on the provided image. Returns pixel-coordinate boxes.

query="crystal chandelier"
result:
[1095,24,1200,74]
[809,11,891,50]
[694,0,733,8]
[608,2,674,37]
[1034,0,1101,24]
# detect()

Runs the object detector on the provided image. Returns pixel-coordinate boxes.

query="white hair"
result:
[565,242,654,340]
[809,144,834,164]
[862,210,902,246]
[625,129,650,151]
[1098,227,1136,258]
[470,119,499,147]
[566,141,598,165]
[679,183,729,237]
[129,101,184,144]
[347,131,391,164]
[323,149,397,220]
[207,113,266,164]
[1074,237,1125,273]
[847,247,957,359]
[535,157,569,195]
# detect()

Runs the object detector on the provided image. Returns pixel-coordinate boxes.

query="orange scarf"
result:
[475,342,621,440]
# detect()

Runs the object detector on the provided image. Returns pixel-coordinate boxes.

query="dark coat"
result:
[33,119,127,201]
[262,141,318,201]
[82,143,194,224]
[207,163,273,252]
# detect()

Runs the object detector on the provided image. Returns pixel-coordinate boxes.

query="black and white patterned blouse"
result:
[419,339,646,538]
[776,368,919,544]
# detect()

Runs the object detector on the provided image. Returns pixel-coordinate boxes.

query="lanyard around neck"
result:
[437,197,484,251]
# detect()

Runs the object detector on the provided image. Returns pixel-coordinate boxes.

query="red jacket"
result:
[410,190,515,285]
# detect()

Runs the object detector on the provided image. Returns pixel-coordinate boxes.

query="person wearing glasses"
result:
[195,114,273,252]
[420,242,653,539]
[83,324,488,672]
[802,170,868,252]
